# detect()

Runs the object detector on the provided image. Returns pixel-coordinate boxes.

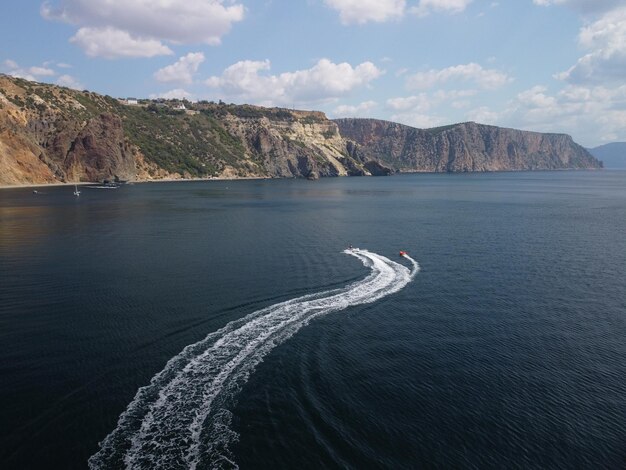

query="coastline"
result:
[0,168,611,191]
[0,175,272,190]
[0,181,94,190]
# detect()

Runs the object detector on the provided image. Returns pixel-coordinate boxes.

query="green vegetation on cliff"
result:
[114,104,250,177]
[0,75,363,184]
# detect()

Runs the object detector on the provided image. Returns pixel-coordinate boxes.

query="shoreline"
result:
[0,168,611,190]
[0,181,94,190]
[0,175,272,190]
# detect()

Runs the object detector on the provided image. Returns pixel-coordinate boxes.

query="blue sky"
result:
[1,0,625,147]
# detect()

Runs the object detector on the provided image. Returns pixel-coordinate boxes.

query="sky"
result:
[1,0,625,147]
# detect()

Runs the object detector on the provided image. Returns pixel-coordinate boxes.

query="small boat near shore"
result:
[87,180,122,189]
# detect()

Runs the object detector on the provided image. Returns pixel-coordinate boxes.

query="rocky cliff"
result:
[0,76,138,185]
[588,142,626,169]
[200,107,368,179]
[334,118,601,172]
[0,75,601,186]
[0,75,372,185]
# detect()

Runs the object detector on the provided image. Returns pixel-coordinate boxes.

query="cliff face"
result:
[62,113,137,182]
[334,119,601,172]
[0,75,370,185]
[214,109,368,179]
[0,76,137,184]
[0,75,601,186]
[588,142,626,169]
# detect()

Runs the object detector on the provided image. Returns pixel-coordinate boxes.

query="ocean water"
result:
[1,171,625,469]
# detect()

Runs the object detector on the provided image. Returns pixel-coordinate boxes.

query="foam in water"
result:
[88,249,419,469]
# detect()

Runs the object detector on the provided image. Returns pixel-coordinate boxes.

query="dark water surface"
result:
[1,172,625,469]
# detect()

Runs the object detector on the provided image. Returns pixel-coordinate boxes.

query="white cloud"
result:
[386,89,480,128]
[387,94,432,111]
[332,100,377,116]
[2,60,84,90]
[406,62,511,89]
[149,89,194,100]
[70,27,173,58]
[410,0,473,17]
[324,0,474,22]
[390,111,445,128]
[516,85,558,108]
[556,6,626,85]
[530,1,626,144]
[433,89,478,99]
[466,106,501,124]
[386,89,476,115]
[435,89,478,109]
[205,59,383,106]
[2,60,56,81]
[324,0,405,24]
[56,74,84,89]
[29,66,56,77]
[42,0,244,57]
[154,52,205,85]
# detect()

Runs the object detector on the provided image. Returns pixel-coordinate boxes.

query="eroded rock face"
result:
[0,128,58,185]
[30,113,136,183]
[335,119,602,172]
[0,76,137,184]
[0,89,58,185]
[63,113,136,182]
[219,112,365,178]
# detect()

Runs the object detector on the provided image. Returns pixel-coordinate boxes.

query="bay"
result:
[1,171,625,468]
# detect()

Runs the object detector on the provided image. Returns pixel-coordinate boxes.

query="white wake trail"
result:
[89,249,418,470]
[402,253,420,279]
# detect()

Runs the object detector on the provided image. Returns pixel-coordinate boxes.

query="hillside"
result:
[0,75,602,186]
[588,143,626,169]
[0,74,371,185]
[334,118,601,172]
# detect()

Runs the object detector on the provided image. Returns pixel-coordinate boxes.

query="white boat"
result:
[73,185,81,196]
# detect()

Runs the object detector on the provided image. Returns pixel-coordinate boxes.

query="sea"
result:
[1,171,625,469]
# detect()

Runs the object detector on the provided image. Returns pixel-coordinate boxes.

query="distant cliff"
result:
[334,119,601,172]
[0,75,601,186]
[588,143,626,169]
